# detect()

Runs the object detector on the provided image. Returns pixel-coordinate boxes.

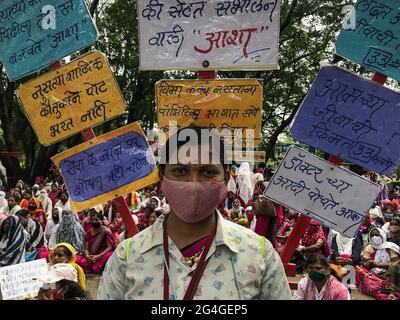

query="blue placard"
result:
[290,65,400,175]
[0,0,97,81]
[336,0,400,81]
[59,131,155,202]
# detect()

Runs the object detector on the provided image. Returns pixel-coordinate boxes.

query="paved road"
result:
[87,274,375,300]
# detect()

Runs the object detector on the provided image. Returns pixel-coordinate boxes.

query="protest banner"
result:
[336,0,400,81]
[264,146,381,238]
[17,51,126,146]
[156,79,262,146]
[0,259,47,300]
[290,65,400,175]
[0,0,98,81]
[51,122,159,212]
[137,0,280,71]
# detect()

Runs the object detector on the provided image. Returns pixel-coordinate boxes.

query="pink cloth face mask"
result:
[161,177,227,223]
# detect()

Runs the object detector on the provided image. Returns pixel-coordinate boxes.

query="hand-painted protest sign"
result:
[137,0,280,71]
[0,259,47,300]
[52,122,159,212]
[336,0,400,81]
[290,65,400,175]
[0,0,98,81]
[264,146,381,237]
[17,51,126,146]
[156,79,262,146]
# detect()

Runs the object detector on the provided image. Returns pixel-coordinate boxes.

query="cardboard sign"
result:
[137,0,280,71]
[290,65,400,175]
[156,79,262,145]
[0,0,98,81]
[17,51,126,146]
[264,146,381,237]
[0,259,47,300]
[52,122,159,212]
[336,0,400,81]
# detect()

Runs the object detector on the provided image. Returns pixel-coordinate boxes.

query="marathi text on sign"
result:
[290,65,400,175]
[336,0,400,81]
[52,122,159,212]
[137,0,280,70]
[17,51,126,146]
[156,79,262,146]
[264,146,381,238]
[0,0,98,81]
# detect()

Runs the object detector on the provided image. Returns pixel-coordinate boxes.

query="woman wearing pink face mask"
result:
[98,127,291,300]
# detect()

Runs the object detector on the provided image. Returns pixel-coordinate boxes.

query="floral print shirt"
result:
[97,213,292,300]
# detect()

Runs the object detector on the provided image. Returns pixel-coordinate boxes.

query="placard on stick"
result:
[336,0,400,81]
[264,146,381,237]
[291,65,400,175]
[156,79,262,146]
[0,259,47,300]
[0,0,98,81]
[17,50,126,146]
[51,122,159,212]
[137,0,280,71]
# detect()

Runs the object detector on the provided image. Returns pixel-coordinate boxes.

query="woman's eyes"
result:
[172,167,188,176]
[202,168,219,177]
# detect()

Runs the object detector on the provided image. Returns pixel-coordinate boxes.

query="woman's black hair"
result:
[15,209,29,218]
[145,204,156,214]
[159,126,228,171]
[90,210,104,219]
[306,253,329,268]
[58,279,86,300]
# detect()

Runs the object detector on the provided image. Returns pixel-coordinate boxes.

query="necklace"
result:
[184,246,205,267]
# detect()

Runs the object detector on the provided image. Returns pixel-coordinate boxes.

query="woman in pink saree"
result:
[79,210,116,274]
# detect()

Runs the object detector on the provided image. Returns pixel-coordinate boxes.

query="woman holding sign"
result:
[98,127,291,300]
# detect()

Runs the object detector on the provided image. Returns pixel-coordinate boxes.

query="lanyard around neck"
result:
[163,220,217,300]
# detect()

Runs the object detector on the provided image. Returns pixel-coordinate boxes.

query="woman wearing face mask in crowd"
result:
[81,210,116,273]
[387,218,400,247]
[27,198,47,231]
[48,210,86,259]
[44,208,60,242]
[293,253,350,300]
[98,127,291,300]
[362,227,400,275]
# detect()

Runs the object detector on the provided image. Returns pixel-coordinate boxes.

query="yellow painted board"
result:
[156,79,263,146]
[17,50,126,146]
[51,122,159,212]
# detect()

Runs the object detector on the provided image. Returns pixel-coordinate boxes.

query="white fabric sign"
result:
[0,259,48,300]
[264,146,381,237]
[137,0,280,70]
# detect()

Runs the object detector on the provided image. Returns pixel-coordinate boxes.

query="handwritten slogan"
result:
[336,0,400,81]
[137,0,280,70]
[0,0,97,81]
[52,123,159,212]
[156,79,262,145]
[0,259,47,300]
[264,146,381,237]
[17,51,126,146]
[290,66,400,175]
